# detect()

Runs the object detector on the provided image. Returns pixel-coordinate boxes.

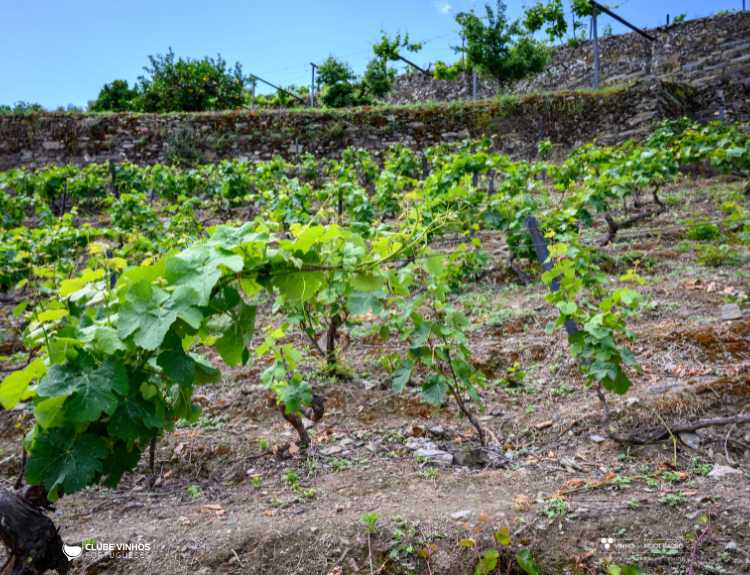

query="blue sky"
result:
[0,1,741,108]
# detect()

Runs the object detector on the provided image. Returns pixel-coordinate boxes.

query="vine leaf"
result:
[25,429,108,499]
[515,548,540,575]
[165,244,244,306]
[157,331,197,387]
[37,356,128,423]
[391,362,413,393]
[350,272,385,292]
[215,303,257,366]
[273,271,324,302]
[118,281,202,351]
[108,393,164,443]
[0,357,47,409]
[421,374,449,406]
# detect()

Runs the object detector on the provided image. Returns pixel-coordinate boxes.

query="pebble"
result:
[414,447,454,465]
[720,303,742,321]
[321,445,344,456]
[590,434,607,443]
[708,464,743,479]
[450,510,472,520]
[725,541,738,552]
[678,432,701,450]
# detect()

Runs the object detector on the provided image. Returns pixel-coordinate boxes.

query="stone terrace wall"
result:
[386,11,750,122]
[0,81,697,169]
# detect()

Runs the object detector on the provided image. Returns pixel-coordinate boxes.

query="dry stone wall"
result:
[386,11,750,123]
[0,81,696,169]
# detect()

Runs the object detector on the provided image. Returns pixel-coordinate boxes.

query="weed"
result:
[186,484,203,499]
[540,497,569,519]
[697,244,743,267]
[687,222,721,241]
[658,492,687,507]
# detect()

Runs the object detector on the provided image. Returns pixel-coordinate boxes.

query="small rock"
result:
[625,397,640,407]
[725,541,738,552]
[450,510,472,520]
[678,432,701,450]
[321,445,344,456]
[414,448,453,465]
[708,464,742,479]
[720,303,742,321]
[427,425,452,439]
[590,434,607,444]
[405,437,437,451]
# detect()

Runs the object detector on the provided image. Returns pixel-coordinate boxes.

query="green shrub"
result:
[89,80,140,112]
[140,49,245,112]
[697,244,743,267]
[687,222,721,241]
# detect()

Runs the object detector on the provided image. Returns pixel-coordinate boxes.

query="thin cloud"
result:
[435,2,453,15]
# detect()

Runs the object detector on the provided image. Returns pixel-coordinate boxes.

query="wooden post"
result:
[592,3,601,89]
[472,69,478,100]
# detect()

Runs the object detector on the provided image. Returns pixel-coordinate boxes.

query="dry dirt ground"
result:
[1,178,749,575]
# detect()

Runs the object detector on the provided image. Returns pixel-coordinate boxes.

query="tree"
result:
[138,49,246,112]
[89,80,140,112]
[524,0,568,43]
[362,58,396,98]
[455,1,549,86]
[317,56,366,108]
[372,32,428,75]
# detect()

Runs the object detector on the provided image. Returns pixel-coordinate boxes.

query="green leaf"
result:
[474,549,499,575]
[515,548,540,575]
[38,356,127,423]
[273,271,324,303]
[215,304,257,366]
[276,377,312,415]
[157,350,195,387]
[494,527,511,546]
[60,268,105,297]
[108,394,163,442]
[601,365,631,395]
[0,358,47,409]
[102,441,143,487]
[34,396,67,429]
[350,272,385,292]
[118,282,202,351]
[25,429,108,498]
[82,326,126,355]
[289,224,325,253]
[346,292,382,315]
[165,244,243,306]
[391,363,413,393]
[556,301,578,315]
[425,255,445,277]
[421,375,448,406]
[190,353,221,385]
[36,309,69,323]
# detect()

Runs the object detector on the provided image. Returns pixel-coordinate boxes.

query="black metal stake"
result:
[524,216,579,336]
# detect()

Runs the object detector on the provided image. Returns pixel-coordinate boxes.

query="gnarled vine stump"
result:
[0,488,69,575]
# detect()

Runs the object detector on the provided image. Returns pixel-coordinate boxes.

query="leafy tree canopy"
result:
[456,1,549,85]
[89,80,140,112]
